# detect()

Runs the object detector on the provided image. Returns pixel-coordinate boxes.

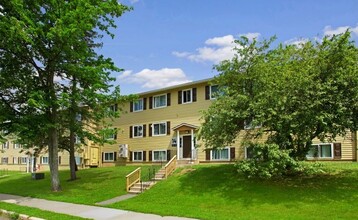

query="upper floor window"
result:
[104,128,117,140]
[1,142,9,149]
[182,89,192,104]
[178,88,197,104]
[109,104,118,112]
[153,122,167,136]
[153,94,167,108]
[13,143,21,149]
[133,125,143,138]
[133,99,144,112]
[210,85,219,99]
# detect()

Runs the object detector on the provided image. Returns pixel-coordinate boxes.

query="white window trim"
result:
[132,151,144,162]
[133,125,144,138]
[244,146,252,159]
[13,157,18,164]
[133,98,144,112]
[104,152,115,162]
[20,157,27,164]
[1,157,8,164]
[41,156,49,164]
[13,143,21,149]
[307,143,334,159]
[210,85,219,100]
[210,147,230,161]
[153,94,167,109]
[152,122,167,136]
[152,150,167,162]
[182,89,192,104]
[106,128,116,140]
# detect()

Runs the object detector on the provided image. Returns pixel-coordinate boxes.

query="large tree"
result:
[199,31,358,160]
[0,1,130,191]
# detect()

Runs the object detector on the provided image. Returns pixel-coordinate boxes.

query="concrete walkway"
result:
[0,194,196,220]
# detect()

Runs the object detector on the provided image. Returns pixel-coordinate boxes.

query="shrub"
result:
[236,143,324,179]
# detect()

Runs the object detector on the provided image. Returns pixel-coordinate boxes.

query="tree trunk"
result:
[48,127,61,191]
[69,130,77,181]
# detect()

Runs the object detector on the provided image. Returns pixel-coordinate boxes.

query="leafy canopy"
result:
[199,31,358,160]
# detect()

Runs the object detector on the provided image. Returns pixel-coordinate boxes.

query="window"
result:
[245,146,254,159]
[244,118,261,130]
[104,152,114,162]
[20,157,27,164]
[13,157,18,164]
[211,148,229,161]
[153,122,166,136]
[133,125,143,138]
[133,99,144,112]
[109,104,118,112]
[2,142,9,149]
[210,85,219,99]
[75,135,81,144]
[41,156,49,164]
[153,150,167,161]
[75,156,81,165]
[1,157,8,164]
[307,143,333,159]
[105,128,117,140]
[182,89,192,104]
[133,151,143,162]
[13,143,21,149]
[153,94,167,108]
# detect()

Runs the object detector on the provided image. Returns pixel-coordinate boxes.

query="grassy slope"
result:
[0,202,88,220]
[0,165,158,205]
[108,163,358,220]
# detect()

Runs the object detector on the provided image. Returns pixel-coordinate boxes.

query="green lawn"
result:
[0,202,88,220]
[108,162,358,220]
[0,165,159,205]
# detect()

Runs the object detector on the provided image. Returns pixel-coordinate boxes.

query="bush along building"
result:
[100,78,358,167]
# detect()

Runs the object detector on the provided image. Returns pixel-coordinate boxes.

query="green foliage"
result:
[200,31,358,160]
[0,1,131,190]
[9,212,19,220]
[235,143,324,179]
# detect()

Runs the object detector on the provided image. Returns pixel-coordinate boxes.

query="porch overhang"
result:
[172,123,199,132]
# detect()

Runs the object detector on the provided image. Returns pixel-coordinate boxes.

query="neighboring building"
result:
[1,78,357,171]
[100,78,358,166]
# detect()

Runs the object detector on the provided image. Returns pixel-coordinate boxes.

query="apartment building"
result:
[100,78,358,166]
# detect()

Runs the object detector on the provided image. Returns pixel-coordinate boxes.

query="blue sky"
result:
[98,0,358,95]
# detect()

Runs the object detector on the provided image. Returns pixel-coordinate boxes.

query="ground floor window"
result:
[211,148,229,161]
[133,151,143,161]
[1,157,8,164]
[13,157,18,164]
[245,146,254,159]
[41,156,49,164]
[104,152,114,162]
[153,150,167,161]
[75,156,81,165]
[21,157,27,164]
[307,143,333,159]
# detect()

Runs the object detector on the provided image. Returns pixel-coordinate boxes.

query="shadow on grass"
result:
[177,164,358,207]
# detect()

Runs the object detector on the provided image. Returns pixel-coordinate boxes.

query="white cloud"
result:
[239,32,261,41]
[284,37,309,47]
[129,0,139,4]
[117,68,191,89]
[173,33,260,64]
[323,24,358,37]
[173,35,237,63]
